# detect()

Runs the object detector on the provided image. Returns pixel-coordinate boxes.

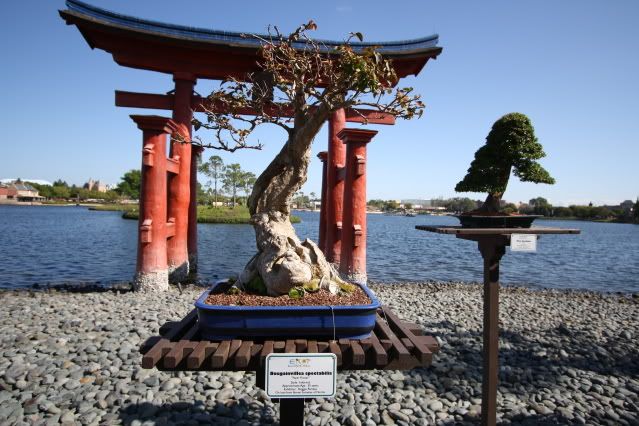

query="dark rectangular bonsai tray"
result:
[140,306,439,372]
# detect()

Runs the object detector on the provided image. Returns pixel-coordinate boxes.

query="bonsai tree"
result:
[455,113,555,214]
[192,22,425,295]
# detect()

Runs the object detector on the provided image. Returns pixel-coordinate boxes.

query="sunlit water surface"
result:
[1,206,637,292]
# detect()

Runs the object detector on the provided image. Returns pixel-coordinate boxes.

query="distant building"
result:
[84,178,109,192]
[399,199,445,212]
[0,186,16,200]
[0,182,44,203]
[620,200,634,212]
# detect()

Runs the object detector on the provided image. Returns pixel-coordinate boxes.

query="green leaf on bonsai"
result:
[303,279,320,293]
[288,287,305,299]
[339,282,357,294]
[226,286,242,295]
[246,275,267,295]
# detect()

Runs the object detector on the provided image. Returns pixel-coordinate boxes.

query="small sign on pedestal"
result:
[510,234,537,252]
[266,353,337,398]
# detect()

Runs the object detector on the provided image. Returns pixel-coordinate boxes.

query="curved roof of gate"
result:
[60,0,442,81]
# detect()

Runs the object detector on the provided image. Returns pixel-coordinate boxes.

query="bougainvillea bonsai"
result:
[192,23,425,297]
[455,112,555,216]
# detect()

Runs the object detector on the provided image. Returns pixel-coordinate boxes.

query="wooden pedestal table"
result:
[415,225,580,426]
[139,306,439,425]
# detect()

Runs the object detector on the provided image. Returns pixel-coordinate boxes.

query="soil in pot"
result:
[204,286,371,307]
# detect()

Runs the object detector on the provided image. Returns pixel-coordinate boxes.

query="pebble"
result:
[0,283,636,425]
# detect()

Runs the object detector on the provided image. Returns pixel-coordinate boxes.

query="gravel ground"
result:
[0,282,637,425]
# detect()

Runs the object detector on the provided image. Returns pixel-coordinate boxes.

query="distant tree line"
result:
[366,195,639,223]
[25,170,140,202]
[27,179,121,202]
[519,197,638,223]
[367,199,400,212]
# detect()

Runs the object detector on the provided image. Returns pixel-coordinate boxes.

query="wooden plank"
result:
[406,323,423,336]
[328,341,342,367]
[140,336,161,354]
[401,337,415,351]
[383,307,432,364]
[142,338,172,369]
[187,341,217,369]
[248,343,263,370]
[368,333,388,367]
[375,315,412,366]
[338,339,351,351]
[165,310,198,341]
[317,342,329,352]
[380,339,393,351]
[115,91,396,125]
[308,340,319,353]
[415,225,580,235]
[235,341,253,368]
[163,322,200,367]
[250,343,263,357]
[225,339,242,368]
[274,341,286,351]
[338,339,351,366]
[295,339,308,353]
[359,338,372,352]
[211,340,231,368]
[159,321,179,336]
[163,321,199,368]
[417,335,440,353]
[351,341,366,367]
[260,341,275,365]
[284,340,296,353]
[164,341,198,368]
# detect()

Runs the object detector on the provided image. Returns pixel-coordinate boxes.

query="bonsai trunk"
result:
[479,193,503,214]
[238,108,340,296]
[478,166,510,214]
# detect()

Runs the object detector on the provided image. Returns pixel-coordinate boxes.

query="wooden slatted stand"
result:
[140,306,439,425]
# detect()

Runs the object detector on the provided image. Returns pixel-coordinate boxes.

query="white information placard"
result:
[511,234,537,252]
[265,353,336,398]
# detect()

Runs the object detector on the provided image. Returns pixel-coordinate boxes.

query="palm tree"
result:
[198,155,225,205]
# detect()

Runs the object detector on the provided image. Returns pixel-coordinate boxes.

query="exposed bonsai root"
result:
[237,211,341,296]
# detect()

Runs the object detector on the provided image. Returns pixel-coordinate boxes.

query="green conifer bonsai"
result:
[455,113,555,215]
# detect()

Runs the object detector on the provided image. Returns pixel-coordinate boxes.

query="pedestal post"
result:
[188,145,204,275]
[279,399,305,426]
[478,236,507,426]
[324,109,346,264]
[317,151,328,253]
[130,115,177,291]
[338,128,377,283]
[167,72,196,282]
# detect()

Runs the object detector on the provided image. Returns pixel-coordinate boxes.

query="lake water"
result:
[1,205,638,293]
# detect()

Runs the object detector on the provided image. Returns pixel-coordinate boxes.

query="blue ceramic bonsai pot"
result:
[194,281,380,340]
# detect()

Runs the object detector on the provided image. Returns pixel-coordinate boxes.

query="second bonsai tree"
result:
[455,112,555,216]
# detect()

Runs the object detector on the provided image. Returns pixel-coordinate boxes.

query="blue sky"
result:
[1,1,638,206]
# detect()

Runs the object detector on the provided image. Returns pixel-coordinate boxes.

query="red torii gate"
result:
[60,0,441,290]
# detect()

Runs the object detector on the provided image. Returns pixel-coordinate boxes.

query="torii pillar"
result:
[338,128,377,284]
[324,109,346,264]
[317,151,328,253]
[130,115,177,291]
[167,72,196,282]
[189,145,204,274]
